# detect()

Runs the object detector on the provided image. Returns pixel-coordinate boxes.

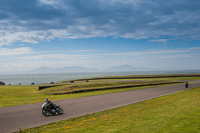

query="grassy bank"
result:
[58,74,200,83]
[39,80,181,95]
[1,74,199,107]
[19,87,200,133]
[0,81,180,107]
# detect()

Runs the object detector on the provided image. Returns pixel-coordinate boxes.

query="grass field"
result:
[18,86,200,133]
[58,74,200,83]
[1,74,199,107]
[0,80,180,107]
[39,80,181,95]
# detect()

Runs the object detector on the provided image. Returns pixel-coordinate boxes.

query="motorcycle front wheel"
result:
[56,107,63,114]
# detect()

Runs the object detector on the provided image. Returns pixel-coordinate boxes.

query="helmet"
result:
[45,99,48,102]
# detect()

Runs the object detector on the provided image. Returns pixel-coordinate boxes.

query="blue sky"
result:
[0,0,200,72]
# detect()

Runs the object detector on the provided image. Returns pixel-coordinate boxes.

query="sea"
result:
[0,70,200,85]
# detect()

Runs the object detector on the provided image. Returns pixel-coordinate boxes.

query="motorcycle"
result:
[42,102,63,116]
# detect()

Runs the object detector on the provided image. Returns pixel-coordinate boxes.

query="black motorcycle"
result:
[42,102,63,116]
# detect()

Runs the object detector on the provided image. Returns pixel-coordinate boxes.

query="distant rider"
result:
[185,81,189,88]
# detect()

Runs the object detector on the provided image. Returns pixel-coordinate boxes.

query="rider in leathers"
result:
[43,99,53,108]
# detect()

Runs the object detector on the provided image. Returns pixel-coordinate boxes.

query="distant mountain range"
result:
[1,64,198,75]
[27,66,98,74]
[24,64,155,74]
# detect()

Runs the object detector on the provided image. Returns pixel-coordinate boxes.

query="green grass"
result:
[39,80,181,95]
[1,74,199,107]
[58,74,200,83]
[0,81,180,107]
[19,87,200,133]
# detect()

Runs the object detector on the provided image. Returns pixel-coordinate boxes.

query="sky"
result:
[0,0,200,73]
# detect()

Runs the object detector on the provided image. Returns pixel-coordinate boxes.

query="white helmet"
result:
[45,99,48,102]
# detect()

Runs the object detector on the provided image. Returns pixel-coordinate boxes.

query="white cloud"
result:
[12,53,96,60]
[0,47,33,56]
[71,50,98,53]
[149,39,169,43]
[0,0,200,46]
[0,47,200,72]
[98,48,194,56]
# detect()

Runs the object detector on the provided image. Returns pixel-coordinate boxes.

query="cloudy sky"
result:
[0,0,200,73]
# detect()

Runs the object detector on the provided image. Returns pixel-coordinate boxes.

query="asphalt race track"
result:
[0,82,200,133]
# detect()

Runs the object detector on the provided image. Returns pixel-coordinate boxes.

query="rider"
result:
[44,99,53,108]
[185,81,189,88]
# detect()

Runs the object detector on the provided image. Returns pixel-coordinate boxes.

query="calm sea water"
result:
[0,70,200,85]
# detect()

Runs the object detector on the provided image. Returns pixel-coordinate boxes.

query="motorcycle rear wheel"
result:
[42,109,49,117]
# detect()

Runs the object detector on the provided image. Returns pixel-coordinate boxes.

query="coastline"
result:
[1,70,200,85]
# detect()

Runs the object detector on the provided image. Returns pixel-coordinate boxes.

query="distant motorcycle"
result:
[42,100,63,117]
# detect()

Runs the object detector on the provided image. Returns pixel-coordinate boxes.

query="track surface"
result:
[0,83,200,133]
